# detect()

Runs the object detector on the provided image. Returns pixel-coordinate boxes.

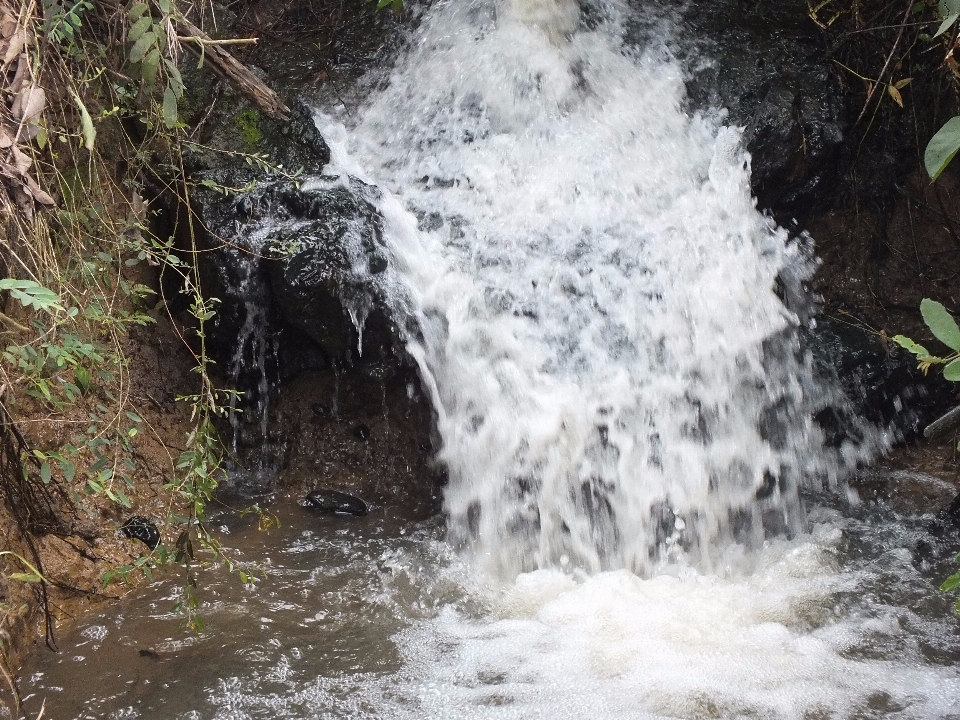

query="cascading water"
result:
[320,0,873,577]
[18,1,960,718]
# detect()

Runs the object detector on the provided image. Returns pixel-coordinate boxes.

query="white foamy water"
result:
[319,0,872,578]
[296,522,960,720]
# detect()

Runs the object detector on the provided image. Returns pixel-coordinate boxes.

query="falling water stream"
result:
[20,0,960,716]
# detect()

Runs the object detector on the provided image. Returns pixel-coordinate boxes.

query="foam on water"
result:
[18,504,960,719]
[318,0,874,578]
[193,517,960,720]
[358,531,960,720]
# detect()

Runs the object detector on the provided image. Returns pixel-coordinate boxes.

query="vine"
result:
[0,0,284,687]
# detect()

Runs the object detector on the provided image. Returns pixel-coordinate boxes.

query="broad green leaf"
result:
[129,31,156,64]
[921,298,960,350]
[128,2,149,20]
[71,91,96,151]
[891,334,930,358]
[164,59,184,98]
[942,570,960,592]
[157,0,171,15]
[162,84,178,128]
[59,458,75,482]
[945,357,960,381]
[128,15,152,43]
[142,48,161,89]
[934,0,960,37]
[40,461,51,484]
[0,279,64,313]
[925,116,960,181]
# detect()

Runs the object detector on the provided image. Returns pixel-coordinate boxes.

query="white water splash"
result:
[318,0,874,577]
[192,514,960,720]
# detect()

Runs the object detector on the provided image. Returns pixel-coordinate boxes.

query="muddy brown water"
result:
[17,470,960,720]
[19,500,464,719]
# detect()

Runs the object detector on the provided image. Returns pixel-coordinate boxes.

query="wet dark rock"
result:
[659,0,848,225]
[311,403,331,419]
[261,102,332,173]
[304,489,369,516]
[353,423,371,441]
[120,516,161,551]
[806,317,955,443]
[189,161,417,489]
[193,170,406,371]
[915,494,960,561]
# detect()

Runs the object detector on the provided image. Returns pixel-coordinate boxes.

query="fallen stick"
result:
[175,17,290,121]
[923,404,960,439]
[176,36,258,46]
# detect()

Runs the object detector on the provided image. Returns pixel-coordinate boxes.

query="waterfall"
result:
[16,3,960,719]
[318,0,873,578]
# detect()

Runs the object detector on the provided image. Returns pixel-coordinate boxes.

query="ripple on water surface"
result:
[18,493,960,720]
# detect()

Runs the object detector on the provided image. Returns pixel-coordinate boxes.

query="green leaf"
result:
[128,3,149,20]
[129,31,156,64]
[157,0,171,15]
[40,461,51,484]
[71,91,96,152]
[59,458,75,482]
[934,0,960,37]
[9,572,42,583]
[142,48,161,89]
[128,15,153,43]
[162,84,178,129]
[891,334,930,358]
[945,358,960,381]
[924,116,960,181]
[163,59,185,98]
[942,570,960,592]
[0,279,64,313]
[921,298,960,350]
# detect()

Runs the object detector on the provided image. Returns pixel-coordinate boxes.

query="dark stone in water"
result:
[304,489,368,516]
[311,403,331,420]
[353,423,370,441]
[806,317,954,443]
[120,516,161,551]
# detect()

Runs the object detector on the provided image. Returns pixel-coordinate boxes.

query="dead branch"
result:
[175,17,290,121]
